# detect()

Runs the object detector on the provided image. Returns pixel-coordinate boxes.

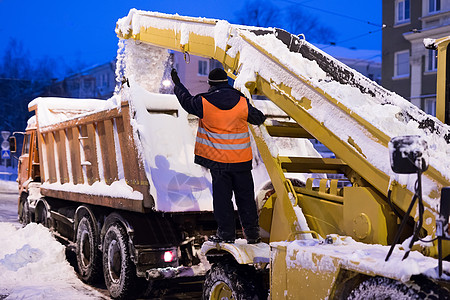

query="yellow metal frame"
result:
[436,37,450,123]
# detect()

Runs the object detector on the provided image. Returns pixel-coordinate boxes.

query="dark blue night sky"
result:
[0,0,382,67]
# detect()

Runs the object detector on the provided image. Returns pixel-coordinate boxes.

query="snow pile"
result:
[274,236,450,282]
[0,223,103,299]
[0,181,19,224]
[0,180,18,193]
[423,38,436,49]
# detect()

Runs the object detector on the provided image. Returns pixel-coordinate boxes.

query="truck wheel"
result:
[76,216,102,283]
[347,276,439,299]
[20,200,31,225]
[35,203,51,228]
[103,223,137,299]
[203,261,266,300]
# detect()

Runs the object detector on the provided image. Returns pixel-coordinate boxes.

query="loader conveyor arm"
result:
[116,9,450,243]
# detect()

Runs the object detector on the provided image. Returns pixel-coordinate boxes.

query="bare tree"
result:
[0,39,32,80]
[0,39,64,132]
[235,0,282,28]
[234,1,336,44]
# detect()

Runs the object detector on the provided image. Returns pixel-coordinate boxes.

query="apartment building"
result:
[42,61,116,99]
[382,0,450,115]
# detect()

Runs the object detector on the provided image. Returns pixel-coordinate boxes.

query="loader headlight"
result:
[389,135,428,174]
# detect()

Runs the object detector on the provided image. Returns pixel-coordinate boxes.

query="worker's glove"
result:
[171,68,181,85]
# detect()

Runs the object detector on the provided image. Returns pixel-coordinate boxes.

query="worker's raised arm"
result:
[171,69,203,118]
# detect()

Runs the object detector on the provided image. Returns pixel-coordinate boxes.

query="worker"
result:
[171,67,266,244]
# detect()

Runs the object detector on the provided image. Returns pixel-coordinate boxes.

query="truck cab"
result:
[11,119,40,223]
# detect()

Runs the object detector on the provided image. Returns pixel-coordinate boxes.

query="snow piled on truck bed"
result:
[28,97,118,127]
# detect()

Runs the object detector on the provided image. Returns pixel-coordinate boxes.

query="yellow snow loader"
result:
[115,10,450,298]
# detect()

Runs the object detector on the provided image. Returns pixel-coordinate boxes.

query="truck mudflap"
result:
[201,239,270,265]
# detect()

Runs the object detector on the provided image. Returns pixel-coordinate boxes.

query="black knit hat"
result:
[208,68,228,86]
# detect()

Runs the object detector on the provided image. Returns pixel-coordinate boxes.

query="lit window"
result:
[198,60,208,76]
[429,0,441,13]
[394,50,410,77]
[427,49,438,72]
[396,0,410,24]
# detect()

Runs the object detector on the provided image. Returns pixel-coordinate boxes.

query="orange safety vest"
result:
[195,96,252,163]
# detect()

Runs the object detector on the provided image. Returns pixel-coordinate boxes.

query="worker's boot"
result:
[245,227,261,244]
[208,234,235,243]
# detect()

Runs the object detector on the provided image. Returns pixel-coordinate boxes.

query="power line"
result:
[276,0,383,28]
[320,28,384,50]
[0,77,54,83]
[0,78,32,82]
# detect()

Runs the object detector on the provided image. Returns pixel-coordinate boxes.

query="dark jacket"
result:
[174,82,266,171]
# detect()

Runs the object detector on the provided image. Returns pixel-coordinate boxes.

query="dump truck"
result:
[112,9,450,299]
[11,8,450,299]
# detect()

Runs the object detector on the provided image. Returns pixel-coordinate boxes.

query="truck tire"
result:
[35,203,50,228]
[347,276,446,299]
[20,200,31,225]
[102,222,137,299]
[76,216,102,283]
[203,261,266,300]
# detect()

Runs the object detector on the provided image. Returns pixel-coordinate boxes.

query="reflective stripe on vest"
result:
[195,96,252,163]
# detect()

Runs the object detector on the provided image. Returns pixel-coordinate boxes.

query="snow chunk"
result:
[423,38,436,49]
[0,223,103,299]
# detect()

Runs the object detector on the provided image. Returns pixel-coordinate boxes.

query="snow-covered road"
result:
[0,180,107,299]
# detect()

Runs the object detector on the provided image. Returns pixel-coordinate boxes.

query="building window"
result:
[198,60,208,76]
[424,98,436,116]
[429,0,441,13]
[394,50,410,77]
[210,59,223,71]
[396,0,410,24]
[102,74,108,87]
[427,49,438,72]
